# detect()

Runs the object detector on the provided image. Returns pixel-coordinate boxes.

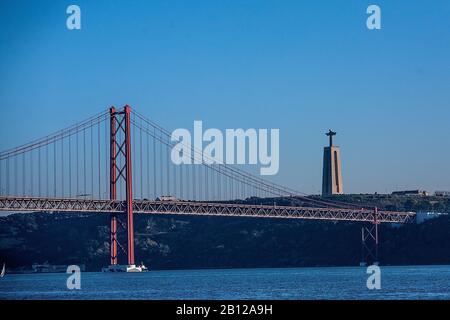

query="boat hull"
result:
[102,264,148,272]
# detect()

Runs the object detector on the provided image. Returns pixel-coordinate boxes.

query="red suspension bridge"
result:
[0,106,415,268]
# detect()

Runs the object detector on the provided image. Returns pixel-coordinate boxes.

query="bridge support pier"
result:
[360,207,379,266]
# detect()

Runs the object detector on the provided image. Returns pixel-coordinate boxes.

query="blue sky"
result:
[0,0,449,194]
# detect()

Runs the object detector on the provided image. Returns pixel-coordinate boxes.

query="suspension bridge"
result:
[0,105,416,270]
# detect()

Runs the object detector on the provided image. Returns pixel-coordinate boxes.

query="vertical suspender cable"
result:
[46,145,48,197]
[140,122,143,199]
[205,165,208,200]
[199,163,202,200]
[192,147,196,200]
[132,117,136,198]
[147,123,150,199]
[61,138,64,197]
[153,127,156,199]
[76,133,79,196]
[105,119,108,199]
[6,158,9,195]
[159,131,163,196]
[180,160,183,199]
[0,159,2,196]
[69,135,72,197]
[38,147,41,197]
[84,128,86,196]
[30,150,33,196]
[166,138,170,196]
[14,156,17,196]
[91,124,94,198]
[98,121,101,199]
[53,142,56,197]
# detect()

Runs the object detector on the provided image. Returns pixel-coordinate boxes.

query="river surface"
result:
[1,265,449,299]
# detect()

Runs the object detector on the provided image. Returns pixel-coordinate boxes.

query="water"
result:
[1,265,449,300]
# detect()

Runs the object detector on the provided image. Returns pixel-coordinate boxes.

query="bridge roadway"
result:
[0,196,416,223]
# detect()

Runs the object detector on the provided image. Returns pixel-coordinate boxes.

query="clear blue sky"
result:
[0,0,449,194]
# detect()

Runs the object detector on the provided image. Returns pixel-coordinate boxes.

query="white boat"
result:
[1,263,5,277]
[102,263,148,273]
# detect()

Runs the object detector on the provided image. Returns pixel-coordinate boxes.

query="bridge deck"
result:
[0,196,416,223]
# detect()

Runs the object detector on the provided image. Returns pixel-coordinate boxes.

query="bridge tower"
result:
[107,105,136,271]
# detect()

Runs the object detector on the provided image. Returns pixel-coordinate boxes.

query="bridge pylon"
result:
[108,105,135,269]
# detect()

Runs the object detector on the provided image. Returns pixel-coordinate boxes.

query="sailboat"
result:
[0,263,5,277]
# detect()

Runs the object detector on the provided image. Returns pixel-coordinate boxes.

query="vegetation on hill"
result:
[0,194,449,271]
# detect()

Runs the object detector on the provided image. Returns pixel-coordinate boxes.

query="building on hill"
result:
[392,190,428,196]
[322,130,343,196]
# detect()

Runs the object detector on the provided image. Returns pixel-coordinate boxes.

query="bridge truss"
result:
[0,196,415,224]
